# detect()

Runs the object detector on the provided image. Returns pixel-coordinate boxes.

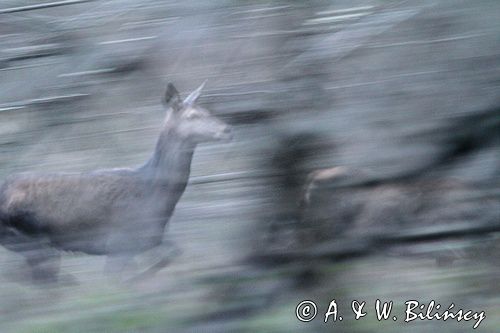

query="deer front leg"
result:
[103,229,140,281]
[126,240,181,282]
[104,253,136,279]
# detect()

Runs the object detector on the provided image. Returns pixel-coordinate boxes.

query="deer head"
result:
[163,82,232,143]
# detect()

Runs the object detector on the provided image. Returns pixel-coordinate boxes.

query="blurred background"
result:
[0,0,499,332]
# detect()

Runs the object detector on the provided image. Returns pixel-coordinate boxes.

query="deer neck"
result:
[140,126,196,189]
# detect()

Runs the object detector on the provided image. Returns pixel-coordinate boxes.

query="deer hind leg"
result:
[24,246,61,283]
[0,225,61,283]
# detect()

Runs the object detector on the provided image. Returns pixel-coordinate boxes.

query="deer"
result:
[298,166,497,266]
[0,82,232,283]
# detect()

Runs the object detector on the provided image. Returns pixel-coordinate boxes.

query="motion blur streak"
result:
[0,0,499,332]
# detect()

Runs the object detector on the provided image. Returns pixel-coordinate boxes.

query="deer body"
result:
[299,166,497,265]
[0,82,231,281]
[301,167,469,238]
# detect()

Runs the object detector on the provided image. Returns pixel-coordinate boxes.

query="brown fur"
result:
[299,166,492,263]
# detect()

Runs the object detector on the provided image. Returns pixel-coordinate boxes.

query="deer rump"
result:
[0,170,171,255]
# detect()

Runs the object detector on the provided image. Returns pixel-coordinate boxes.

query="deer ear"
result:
[164,83,182,111]
[183,80,206,106]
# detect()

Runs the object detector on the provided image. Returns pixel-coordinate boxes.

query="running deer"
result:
[0,82,232,282]
[297,166,500,266]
